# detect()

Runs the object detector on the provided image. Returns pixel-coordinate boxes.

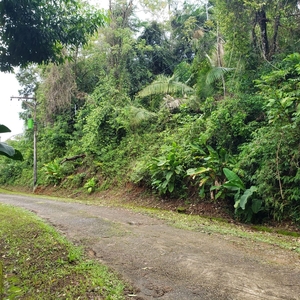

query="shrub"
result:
[147,143,187,197]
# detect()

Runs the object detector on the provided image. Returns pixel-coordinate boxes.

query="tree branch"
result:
[60,154,86,164]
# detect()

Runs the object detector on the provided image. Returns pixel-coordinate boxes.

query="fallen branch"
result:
[60,154,86,164]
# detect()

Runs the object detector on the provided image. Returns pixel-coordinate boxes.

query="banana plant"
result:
[222,168,262,222]
[42,160,63,185]
[0,124,23,160]
[187,146,235,200]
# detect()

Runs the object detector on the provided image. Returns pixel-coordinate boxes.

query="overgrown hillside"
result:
[1,0,300,226]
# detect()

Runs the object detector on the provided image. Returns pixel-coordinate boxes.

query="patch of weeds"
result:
[200,215,229,223]
[67,247,83,264]
[176,206,187,213]
[251,225,273,233]
[275,229,300,237]
[98,180,111,191]
[251,225,300,237]
[84,177,97,194]
[0,204,127,299]
[0,188,18,195]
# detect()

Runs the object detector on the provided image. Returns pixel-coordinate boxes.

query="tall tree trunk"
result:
[270,1,285,58]
[216,23,226,97]
[256,9,270,59]
[271,14,280,57]
[251,13,259,53]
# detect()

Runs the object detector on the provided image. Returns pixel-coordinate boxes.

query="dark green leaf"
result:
[222,181,244,190]
[0,142,15,157]
[168,181,175,193]
[223,168,245,190]
[240,186,258,210]
[252,199,263,214]
[166,171,173,181]
[0,125,11,133]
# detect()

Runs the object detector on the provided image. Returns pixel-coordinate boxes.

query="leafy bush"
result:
[84,177,97,193]
[187,146,236,200]
[63,172,86,188]
[42,160,64,185]
[237,53,300,223]
[222,168,261,222]
[147,143,187,197]
[0,161,23,185]
[201,96,265,154]
[238,125,300,222]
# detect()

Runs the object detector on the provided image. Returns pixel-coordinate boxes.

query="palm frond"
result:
[124,105,156,129]
[138,75,194,98]
[205,53,214,66]
[128,105,156,122]
[206,67,234,85]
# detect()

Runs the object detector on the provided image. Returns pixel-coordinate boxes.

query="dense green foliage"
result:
[0,0,107,71]
[1,0,300,225]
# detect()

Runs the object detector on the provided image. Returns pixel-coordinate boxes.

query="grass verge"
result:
[133,207,300,253]
[0,203,126,300]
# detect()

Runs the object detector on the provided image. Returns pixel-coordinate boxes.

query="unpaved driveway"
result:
[0,193,299,300]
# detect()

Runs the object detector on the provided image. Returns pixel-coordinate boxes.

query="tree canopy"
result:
[0,0,108,72]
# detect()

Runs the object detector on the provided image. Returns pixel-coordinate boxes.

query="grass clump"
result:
[0,204,126,299]
[251,225,300,237]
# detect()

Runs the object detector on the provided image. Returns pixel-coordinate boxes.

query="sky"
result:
[0,72,24,142]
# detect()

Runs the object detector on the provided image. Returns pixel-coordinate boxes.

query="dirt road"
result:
[0,193,299,299]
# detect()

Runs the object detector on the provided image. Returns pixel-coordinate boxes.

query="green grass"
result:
[251,225,300,237]
[0,188,17,195]
[0,204,127,300]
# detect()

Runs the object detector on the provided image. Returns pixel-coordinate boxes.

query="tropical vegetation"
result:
[1,0,300,225]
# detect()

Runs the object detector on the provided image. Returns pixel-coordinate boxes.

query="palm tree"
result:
[205,53,234,97]
[137,74,195,110]
[138,74,194,98]
[204,24,234,97]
